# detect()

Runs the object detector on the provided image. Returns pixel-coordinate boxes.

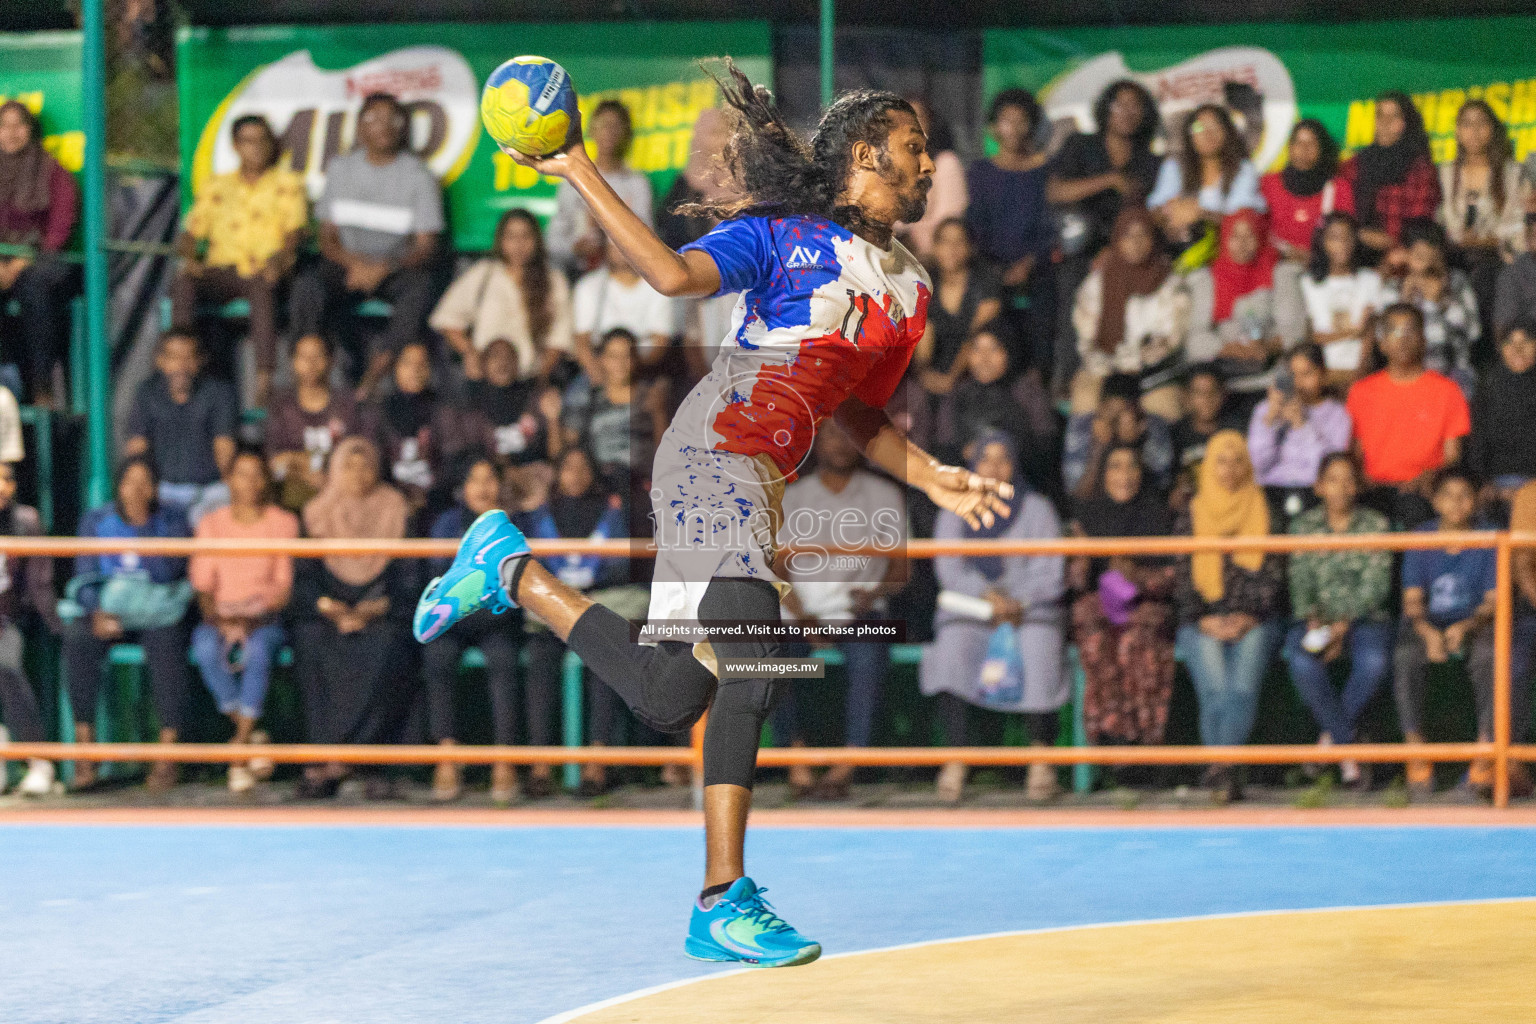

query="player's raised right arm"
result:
[501,113,722,298]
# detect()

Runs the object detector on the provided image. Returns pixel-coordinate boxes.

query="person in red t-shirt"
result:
[1346,302,1470,525]
[1260,119,1355,260]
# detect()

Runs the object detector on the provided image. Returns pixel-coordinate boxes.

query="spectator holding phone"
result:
[1246,343,1352,523]
[1281,452,1392,789]
[188,447,297,793]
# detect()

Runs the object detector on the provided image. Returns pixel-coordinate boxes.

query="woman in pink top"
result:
[188,447,299,792]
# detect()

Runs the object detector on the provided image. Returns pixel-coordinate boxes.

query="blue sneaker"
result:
[684,877,821,968]
[413,509,530,643]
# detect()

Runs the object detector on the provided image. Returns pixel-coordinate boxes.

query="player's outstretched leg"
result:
[415,515,820,967]
[413,509,530,642]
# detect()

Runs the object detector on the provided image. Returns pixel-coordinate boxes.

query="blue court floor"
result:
[2,819,1534,1023]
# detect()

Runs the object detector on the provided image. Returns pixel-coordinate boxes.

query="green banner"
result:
[0,31,85,174]
[176,22,771,252]
[984,16,1536,171]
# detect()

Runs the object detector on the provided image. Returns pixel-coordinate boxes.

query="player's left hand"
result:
[923,464,1014,530]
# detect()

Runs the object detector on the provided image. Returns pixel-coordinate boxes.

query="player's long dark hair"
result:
[679,58,915,232]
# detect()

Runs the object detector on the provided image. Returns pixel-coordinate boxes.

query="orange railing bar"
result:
[11,531,1533,809]
[0,741,1498,766]
[6,530,1534,558]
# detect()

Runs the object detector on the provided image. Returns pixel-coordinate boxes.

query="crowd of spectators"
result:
[3,81,1536,807]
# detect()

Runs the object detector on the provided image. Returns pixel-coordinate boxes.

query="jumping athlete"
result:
[414,62,1013,968]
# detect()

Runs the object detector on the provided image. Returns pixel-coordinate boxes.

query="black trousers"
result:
[565,577,786,789]
[0,255,77,402]
[0,668,44,743]
[936,691,1057,747]
[423,609,537,746]
[62,618,192,734]
[288,258,437,365]
[291,617,418,746]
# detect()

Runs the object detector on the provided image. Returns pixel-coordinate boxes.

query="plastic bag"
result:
[976,623,1024,708]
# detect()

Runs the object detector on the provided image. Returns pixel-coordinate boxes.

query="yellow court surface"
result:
[568,900,1536,1024]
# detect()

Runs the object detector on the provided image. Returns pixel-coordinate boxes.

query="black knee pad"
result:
[698,577,786,788]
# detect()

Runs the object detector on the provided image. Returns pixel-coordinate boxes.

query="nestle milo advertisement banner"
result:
[0,31,84,174]
[984,16,1536,170]
[176,22,771,251]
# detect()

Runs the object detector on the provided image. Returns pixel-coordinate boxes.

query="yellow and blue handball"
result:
[480,56,579,157]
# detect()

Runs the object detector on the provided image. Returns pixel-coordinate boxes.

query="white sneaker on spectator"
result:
[936,760,967,804]
[18,759,54,797]
[228,764,255,794]
[247,730,274,781]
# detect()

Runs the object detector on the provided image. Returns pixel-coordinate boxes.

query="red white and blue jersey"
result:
[671,215,931,481]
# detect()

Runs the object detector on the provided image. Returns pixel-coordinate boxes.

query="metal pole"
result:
[820,0,835,109]
[1493,536,1513,808]
[81,0,112,507]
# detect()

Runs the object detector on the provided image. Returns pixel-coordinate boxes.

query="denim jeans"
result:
[771,639,890,747]
[1176,619,1283,747]
[192,620,285,719]
[1281,619,1393,743]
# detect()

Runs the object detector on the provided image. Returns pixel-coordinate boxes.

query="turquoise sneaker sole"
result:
[412,509,529,644]
[683,935,822,968]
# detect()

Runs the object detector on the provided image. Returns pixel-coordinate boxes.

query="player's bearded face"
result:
[877,146,931,223]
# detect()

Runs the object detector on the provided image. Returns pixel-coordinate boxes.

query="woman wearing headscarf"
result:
[1185,209,1307,395]
[0,100,79,405]
[1047,79,1162,396]
[920,432,1066,803]
[1069,443,1177,748]
[292,436,415,799]
[1343,90,1441,258]
[1173,431,1283,801]
[1259,119,1355,259]
[1468,322,1536,496]
[1070,208,1186,421]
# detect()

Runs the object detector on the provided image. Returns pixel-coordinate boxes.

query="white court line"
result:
[531,895,1536,1024]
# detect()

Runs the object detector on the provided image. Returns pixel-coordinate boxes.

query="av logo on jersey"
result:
[190,46,480,200]
[1040,47,1298,171]
[785,245,827,270]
